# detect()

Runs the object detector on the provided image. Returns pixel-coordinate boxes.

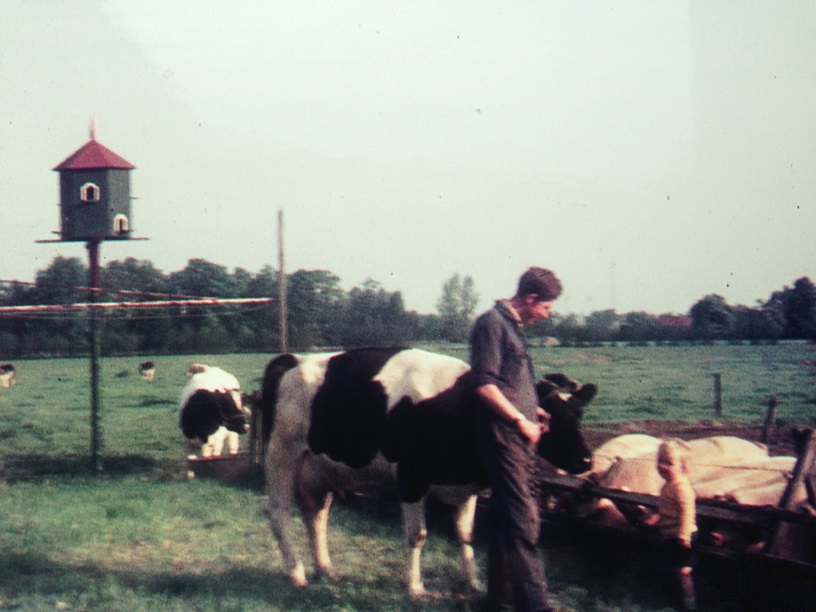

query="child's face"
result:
[657,454,682,481]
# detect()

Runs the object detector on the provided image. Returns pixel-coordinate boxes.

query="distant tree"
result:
[436,274,479,342]
[103,257,168,297]
[619,311,660,342]
[230,267,253,296]
[102,258,172,352]
[762,277,816,340]
[583,309,620,342]
[29,257,89,356]
[527,311,558,341]
[164,259,237,346]
[246,265,278,298]
[0,281,34,357]
[243,265,280,351]
[168,259,235,298]
[217,266,265,352]
[402,310,444,342]
[689,294,733,339]
[732,305,783,341]
[785,277,816,339]
[32,256,87,304]
[286,269,344,349]
[550,313,582,344]
[338,279,409,348]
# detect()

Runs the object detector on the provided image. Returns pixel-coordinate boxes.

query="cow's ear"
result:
[573,383,598,406]
[544,373,571,389]
[566,383,598,417]
[536,380,558,400]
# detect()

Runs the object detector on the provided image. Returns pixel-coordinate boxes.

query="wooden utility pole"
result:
[278,209,288,353]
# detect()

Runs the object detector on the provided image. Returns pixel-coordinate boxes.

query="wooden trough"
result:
[185,452,262,483]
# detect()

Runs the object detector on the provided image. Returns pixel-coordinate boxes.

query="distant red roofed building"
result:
[658,314,693,328]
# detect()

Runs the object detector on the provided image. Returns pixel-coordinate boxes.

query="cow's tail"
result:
[259,353,300,446]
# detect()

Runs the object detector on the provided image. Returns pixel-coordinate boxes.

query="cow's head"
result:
[535,374,596,474]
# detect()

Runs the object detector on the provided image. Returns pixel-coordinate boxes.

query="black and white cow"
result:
[259,347,595,596]
[0,363,15,388]
[138,360,156,382]
[179,364,249,457]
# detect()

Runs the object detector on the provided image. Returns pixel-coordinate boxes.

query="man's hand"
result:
[518,417,542,445]
[536,407,551,434]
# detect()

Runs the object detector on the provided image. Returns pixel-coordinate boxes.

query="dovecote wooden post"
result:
[41,121,142,472]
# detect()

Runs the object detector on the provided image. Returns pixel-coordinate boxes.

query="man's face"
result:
[520,297,554,324]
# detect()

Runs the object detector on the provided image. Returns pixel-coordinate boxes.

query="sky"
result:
[1,1,814,316]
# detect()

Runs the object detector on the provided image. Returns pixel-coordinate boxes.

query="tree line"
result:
[0,256,814,358]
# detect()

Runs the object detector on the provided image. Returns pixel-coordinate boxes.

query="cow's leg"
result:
[401,500,428,597]
[226,430,240,455]
[200,436,215,457]
[204,426,228,457]
[265,447,309,588]
[453,495,481,592]
[296,454,336,580]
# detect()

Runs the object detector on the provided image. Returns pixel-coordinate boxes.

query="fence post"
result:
[762,396,778,444]
[712,373,722,417]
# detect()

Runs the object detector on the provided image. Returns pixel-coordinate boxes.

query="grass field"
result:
[0,343,814,610]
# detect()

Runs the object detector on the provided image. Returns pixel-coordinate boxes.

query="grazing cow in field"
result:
[259,347,596,596]
[138,361,156,382]
[179,364,249,457]
[0,364,14,388]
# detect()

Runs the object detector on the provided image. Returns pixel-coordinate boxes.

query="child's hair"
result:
[657,439,690,474]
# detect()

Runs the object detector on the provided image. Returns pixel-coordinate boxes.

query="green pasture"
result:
[0,344,814,610]
[443,341,816,426]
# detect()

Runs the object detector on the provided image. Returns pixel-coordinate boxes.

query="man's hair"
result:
[517,267,562,301]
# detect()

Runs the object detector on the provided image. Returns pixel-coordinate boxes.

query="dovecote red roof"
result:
[53,138,135,171]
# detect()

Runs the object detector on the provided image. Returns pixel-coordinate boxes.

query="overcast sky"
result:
[1,1,814,316]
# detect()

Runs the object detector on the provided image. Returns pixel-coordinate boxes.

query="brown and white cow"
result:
[138,360,156,382]
[0,363,15,388]
[258,347,596,596]
[179,364,249,457]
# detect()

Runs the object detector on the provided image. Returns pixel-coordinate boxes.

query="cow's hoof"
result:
[465,579,483,593]
[290,563,308,588]
[408,583,427,598]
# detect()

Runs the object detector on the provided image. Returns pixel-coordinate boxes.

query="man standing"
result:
[470,267,562,611]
